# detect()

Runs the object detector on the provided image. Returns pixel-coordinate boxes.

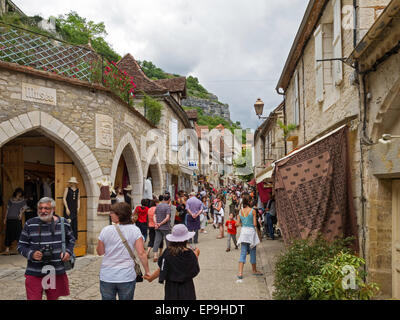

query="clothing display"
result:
[64,187,79,239]
[42,180,52,198]
[4,197,26,247]
[143,178,153,200]
[257,183,272,204]
[97,185,112,215]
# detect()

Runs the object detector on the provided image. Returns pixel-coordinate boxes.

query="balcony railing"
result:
[0,22,102,83]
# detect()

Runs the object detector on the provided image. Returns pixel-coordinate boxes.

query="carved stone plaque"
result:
[21,83,57,106]
[95,114,113,150]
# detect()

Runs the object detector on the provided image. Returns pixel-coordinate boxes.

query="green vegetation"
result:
[273,236,356,300]
[140,93,163,126]
[0,12,55,37]
[277,120,297,139]
[137,60,175,80]
[186,76,210,99]
[306,251,379,300]
[55,11,120,62]
[233,147,254,182]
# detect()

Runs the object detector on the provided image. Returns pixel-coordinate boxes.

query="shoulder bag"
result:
[60,217,76,271]
[114,225,143,282]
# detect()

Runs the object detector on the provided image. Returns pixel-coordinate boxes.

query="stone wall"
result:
[279,0,396,296]
[0,65,157,254]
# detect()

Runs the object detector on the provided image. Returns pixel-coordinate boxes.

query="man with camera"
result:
[18,197,75,300]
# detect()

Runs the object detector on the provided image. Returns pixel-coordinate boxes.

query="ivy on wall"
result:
[140,93,163,126]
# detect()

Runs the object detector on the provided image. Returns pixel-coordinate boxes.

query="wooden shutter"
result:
[333,0,343,86]
[55,145,87,257]
[314,24,324,103]
[0,145,24,251]
[294,70,300,125]
[170,119,178,152]
[393,180,400,299]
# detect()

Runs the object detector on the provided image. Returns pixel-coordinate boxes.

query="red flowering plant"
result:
[102,60,136,105]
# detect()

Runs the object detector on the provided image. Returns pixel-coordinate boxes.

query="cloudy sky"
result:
[13,0,308,130]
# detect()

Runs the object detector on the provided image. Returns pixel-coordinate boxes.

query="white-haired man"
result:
[18,197,75,300]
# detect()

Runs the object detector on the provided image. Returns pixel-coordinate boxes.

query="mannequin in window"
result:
[144,177,153,200]
[63,177,80,240]
[97,177,112,224]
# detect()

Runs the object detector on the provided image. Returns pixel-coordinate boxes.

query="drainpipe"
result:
[353,0,358,48]
[276,88,287,155]
[353,0,368,280]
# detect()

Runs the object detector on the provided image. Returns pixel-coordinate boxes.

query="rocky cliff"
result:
[182,94,231,122]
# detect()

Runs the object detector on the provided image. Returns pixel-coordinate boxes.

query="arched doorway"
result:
[369,80,400,298]
[0,129,88,256]
[143,151,163,198]
[111,134,143,209]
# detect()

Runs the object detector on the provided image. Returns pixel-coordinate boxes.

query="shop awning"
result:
[256,166,274,184]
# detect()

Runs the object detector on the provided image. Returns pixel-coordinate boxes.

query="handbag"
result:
[114,225,143,282]
[60,217,76,271]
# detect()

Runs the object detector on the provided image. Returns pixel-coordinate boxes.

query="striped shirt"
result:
[18,216,75,277]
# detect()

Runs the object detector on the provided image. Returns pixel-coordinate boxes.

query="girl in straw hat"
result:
[145,224,200,300]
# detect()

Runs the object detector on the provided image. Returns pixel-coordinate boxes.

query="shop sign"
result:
[188,161,198,169]
[96,114,113,150]
[22,83,57,106]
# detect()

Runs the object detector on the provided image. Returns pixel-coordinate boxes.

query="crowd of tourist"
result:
[10,181,279,301]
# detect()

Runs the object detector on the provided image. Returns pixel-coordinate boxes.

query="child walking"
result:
[225,212,238,252]
[145,224,200,300]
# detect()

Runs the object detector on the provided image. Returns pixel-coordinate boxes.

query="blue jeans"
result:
[239,243,257,264]
[266,213,275,239]
[100,280,136,300]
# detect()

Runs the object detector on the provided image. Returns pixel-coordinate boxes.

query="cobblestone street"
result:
[0,223,284,300]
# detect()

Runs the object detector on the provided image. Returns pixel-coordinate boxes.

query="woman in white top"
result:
[97,202,150,300]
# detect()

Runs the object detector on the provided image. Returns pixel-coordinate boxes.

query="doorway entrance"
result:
[0,130,87,256]
[392,180,400,299]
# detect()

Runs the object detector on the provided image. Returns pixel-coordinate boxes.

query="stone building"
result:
[254,102,285,185]
[270,0,397,297]
[0,23,196,257]
[345,0,400,299]
[117,54,198,197]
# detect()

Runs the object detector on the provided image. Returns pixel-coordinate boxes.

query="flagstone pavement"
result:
[0,223,284,300]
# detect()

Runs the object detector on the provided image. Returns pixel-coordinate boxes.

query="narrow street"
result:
[0,221,284,300]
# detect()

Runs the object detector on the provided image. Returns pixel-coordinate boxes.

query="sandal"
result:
[252,271,264,276]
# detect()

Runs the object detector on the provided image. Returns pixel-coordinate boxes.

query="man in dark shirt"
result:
[18,197,75,300]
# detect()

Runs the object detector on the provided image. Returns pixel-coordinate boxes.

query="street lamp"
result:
[254,98,267,120]
[378,134,400,144]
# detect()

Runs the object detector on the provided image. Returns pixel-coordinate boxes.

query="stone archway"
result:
[0,111,102,197]
[110,133,143,207]
[0,111,104,254]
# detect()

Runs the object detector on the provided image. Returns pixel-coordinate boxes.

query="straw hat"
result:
[68,177,78,184]
[124,185,133,191]
[166,224,195,243]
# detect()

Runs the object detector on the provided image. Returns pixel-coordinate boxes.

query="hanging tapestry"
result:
[274,126,358,252]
